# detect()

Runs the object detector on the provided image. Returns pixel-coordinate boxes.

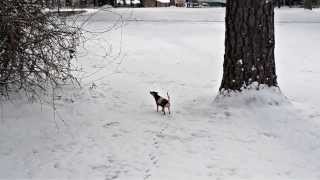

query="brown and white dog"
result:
[150,91,171,115]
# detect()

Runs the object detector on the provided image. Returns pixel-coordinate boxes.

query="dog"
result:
[150,91,171,115]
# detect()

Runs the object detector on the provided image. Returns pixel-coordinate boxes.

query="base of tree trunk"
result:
[220,0,278,92]
[215,84,287,107]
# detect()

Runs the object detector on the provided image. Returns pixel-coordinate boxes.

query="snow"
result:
[117,0,141,5]
[44,8,100,14]
[157,0,170,3]
[1,7,320,180]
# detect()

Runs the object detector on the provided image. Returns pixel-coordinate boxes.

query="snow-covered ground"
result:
[1,7,320,180]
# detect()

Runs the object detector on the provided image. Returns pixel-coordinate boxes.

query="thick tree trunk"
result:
[220,0,278,92]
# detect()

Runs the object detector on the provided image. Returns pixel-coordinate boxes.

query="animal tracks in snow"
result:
[90,156,130,180]
[143,122,170,179]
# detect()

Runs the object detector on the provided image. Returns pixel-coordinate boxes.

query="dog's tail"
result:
[167,92,170,102]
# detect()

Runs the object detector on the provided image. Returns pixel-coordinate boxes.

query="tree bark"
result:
[220,0,278,92]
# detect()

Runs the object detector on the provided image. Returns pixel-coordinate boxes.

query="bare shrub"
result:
[0,0,81,98]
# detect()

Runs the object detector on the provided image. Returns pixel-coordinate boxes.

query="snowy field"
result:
[1,7,320,180]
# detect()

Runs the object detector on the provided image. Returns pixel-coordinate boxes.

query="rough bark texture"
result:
[220,0,278,91]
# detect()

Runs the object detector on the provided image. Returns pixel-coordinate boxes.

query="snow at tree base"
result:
[1,7,320,180]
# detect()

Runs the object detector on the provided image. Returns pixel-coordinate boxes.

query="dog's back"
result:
[157,97,169,107]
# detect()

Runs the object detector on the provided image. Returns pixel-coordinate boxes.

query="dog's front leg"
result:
[156,105,159,112]
[162,107,166,115]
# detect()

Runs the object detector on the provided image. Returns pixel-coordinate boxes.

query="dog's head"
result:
[149,91,158,97]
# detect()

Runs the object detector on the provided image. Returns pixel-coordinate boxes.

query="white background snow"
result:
[1,7,320,180]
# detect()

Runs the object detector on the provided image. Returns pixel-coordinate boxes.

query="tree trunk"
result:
[170,0,175,6]
[220,0,278,92]
[304,0,313,9]
[277,0,281,8]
